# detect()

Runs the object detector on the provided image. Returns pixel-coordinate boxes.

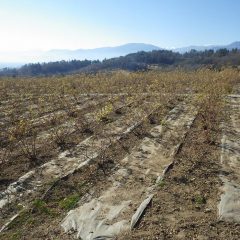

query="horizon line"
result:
[0,41,239,52]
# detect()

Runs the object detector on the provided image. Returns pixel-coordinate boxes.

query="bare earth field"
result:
[0,69,240,240]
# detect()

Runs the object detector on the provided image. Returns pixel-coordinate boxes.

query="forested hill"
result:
[1,48,240,76]
[0,60,99,76]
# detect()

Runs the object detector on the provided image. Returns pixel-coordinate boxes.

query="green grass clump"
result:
[59,194,80,210]
[1,231,22,240]
[194,195,206,205]
[32,199,52,215]
[158,180,165,188]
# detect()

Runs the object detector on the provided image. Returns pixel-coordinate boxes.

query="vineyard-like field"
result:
[0,69,239,239]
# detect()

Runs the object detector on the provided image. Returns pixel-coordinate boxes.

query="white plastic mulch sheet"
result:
[219,94,240,222]
[61,101,197,239]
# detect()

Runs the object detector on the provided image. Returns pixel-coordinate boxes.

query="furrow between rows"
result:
[61,98,197,239]
[0,98,161,231]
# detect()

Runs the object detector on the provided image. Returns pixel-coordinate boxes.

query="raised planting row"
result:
[0,94,147,190]
[61,97,198,239]
[1,69,239,239]
[0,94,174,232]
[117,87,240,239]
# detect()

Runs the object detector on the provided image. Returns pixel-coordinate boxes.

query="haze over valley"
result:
[1,42,240,68]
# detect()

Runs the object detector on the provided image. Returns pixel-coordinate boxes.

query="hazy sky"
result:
[0,0,240,51]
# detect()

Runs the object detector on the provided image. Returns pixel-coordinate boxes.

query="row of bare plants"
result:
[0,68,239,169]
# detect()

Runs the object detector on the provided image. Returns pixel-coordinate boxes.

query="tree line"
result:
[1,48,240,76]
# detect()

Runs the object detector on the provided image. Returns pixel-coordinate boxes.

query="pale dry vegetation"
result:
[0,68,239,239]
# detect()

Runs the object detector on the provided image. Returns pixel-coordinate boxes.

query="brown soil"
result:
[120,108,240,239]
[0,98,178,239]
[1,70,240,240]
[0,95,142,191]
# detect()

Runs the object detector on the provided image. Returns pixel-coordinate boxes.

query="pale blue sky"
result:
[0,0,239,51]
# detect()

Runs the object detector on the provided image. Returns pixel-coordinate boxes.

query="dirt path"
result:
[61,99,197,239]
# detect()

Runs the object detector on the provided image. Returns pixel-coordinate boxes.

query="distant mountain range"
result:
[45,43,162,62]
[0,42,240,68]
[174,41,240,53]
[0,43,161,67]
